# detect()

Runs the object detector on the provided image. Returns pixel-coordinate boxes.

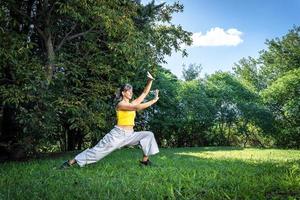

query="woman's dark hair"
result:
[115,83,133,102]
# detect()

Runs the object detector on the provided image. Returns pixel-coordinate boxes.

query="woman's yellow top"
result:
[116,110,136,126]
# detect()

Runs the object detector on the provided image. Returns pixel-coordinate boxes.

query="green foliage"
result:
[0,29,47,155]
[260,26,300,148]
[233,57,264,91]
[262,68,300,105]
[182,63,202,81]
[261,68,300,147]
[205,72,274,146]
[260,26,300,85]
[176,79,215,146]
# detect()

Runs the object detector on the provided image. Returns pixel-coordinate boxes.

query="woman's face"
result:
[122,88,133,100]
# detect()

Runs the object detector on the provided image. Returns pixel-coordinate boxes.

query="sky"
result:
[142,0,300,79]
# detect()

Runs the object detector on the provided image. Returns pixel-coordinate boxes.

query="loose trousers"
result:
[75,126,159,167]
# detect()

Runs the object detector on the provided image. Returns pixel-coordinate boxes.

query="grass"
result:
[0,146,300,200]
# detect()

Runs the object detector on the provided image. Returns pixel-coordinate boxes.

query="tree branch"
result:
[36,26,47,41]
[0,78,15,85]
[67,26,95,40]
[55,23,77,51]
[55,26,95,51]
[48,0,58,16]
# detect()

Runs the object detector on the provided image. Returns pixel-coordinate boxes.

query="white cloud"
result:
[191,27,243,47]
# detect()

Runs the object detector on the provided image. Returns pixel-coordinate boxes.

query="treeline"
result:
[0,0,299,160]
[164,27,300,149]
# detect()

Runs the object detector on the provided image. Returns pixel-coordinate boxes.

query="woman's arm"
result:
[117,99,157,111]
[131,72,155,105]
[118,90,159,111]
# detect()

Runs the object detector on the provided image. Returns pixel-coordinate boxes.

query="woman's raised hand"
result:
[147,71,155,80]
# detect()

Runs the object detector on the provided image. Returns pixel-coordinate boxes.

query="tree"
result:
[205,72,273,146]
[182,63,202,81]
[260,26,300,85]
[233,57,264,91]
[177,79,215,146]
[261,69,300,147]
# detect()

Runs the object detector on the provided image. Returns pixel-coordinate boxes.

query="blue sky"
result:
[142,0,300,78]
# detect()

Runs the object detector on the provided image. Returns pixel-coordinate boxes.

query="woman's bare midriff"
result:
[117,125,134,132]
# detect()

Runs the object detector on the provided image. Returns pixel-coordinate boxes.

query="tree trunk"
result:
[67,130,75,151]
[242,121,249,147]
[227,122,231,145]
[76,132,84,150]
[243,134,248,148]
[45,34,55,81]
[1,106,18,143]
[64,129,68,152]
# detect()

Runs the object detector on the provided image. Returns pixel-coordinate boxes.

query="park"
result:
[1,0,299,199]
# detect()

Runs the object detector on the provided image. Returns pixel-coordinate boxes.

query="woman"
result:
[60,72,159,169]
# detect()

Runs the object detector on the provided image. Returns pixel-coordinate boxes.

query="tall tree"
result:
[261,69,300,147]
[182,63,202,81]
[177,79,215,146]
[205,72,273,146]
[260,26,300,85]
[233,57,264,91]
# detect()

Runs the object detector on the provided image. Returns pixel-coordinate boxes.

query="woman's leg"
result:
[125,131,159,161]
[73,127,127,167]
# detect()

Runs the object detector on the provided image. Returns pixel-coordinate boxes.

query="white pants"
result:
[74,126,159,167]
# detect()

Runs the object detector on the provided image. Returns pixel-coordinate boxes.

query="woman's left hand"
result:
[147,71,155,80]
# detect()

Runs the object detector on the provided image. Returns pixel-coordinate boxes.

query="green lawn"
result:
[1,147,300,199]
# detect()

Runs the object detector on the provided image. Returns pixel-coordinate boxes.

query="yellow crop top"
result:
[116,110,136,126]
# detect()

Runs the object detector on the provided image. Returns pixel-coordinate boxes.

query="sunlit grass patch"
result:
[175,148,300,162]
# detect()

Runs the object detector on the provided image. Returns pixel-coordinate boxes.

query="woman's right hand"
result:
[147,71,155,80]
